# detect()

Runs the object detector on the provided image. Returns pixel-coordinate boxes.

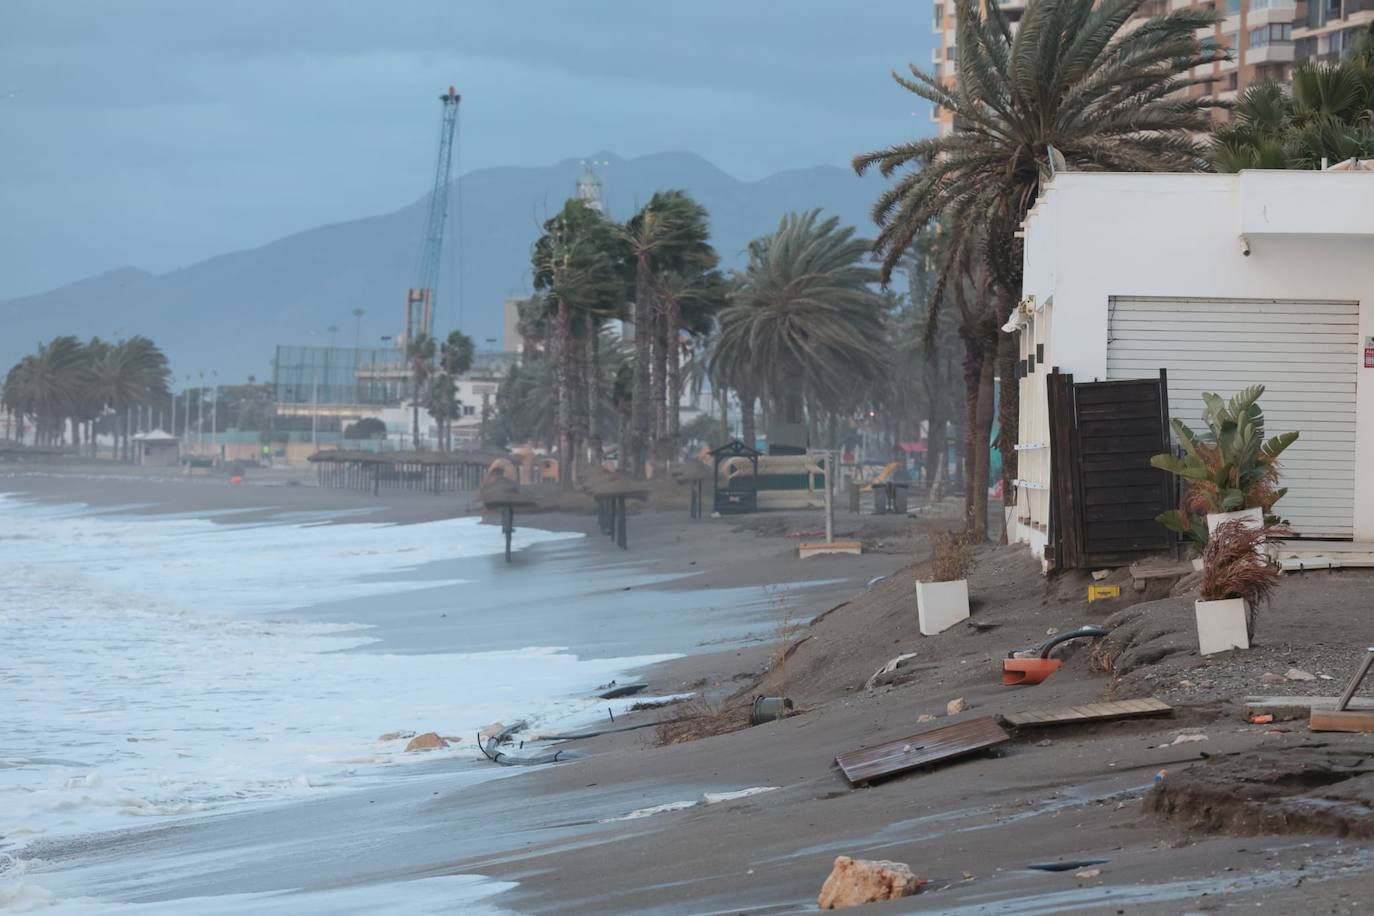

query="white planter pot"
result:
[1195,597,1250,655]
[1191,557,1204,572]
[1206,507,1263,536]
[917,579,970,636]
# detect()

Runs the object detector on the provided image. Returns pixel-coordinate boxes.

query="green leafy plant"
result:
[1150,385,1298,548]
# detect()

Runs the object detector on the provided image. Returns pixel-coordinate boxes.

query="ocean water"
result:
[0,494,674,912]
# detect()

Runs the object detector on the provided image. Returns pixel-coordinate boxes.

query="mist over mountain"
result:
[0,151,886,382]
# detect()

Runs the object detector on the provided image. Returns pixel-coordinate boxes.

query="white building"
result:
[1009,168,1374,562]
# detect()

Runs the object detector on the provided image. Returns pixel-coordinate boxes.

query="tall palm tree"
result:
[854,0,1222,534]
[90,336,171,461]
[710,211,890,433]
[620,191,716,478]
[406,332,436,449]
[532,199,624,487]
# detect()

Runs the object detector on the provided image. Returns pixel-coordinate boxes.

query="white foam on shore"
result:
[7,873,514,915]
[603,786,781,822]
[0,493,671,911]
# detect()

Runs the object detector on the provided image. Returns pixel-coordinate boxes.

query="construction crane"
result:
[404,86,461,347]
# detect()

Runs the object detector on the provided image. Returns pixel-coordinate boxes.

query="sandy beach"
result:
[4,463,1374,914]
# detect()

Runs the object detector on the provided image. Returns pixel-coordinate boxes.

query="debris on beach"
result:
[835,716,1010,786]
[378,730,415,742]
[404,732,449,752]
[817,856,926,909]
[946,697,968,716]
[598,683,648,700]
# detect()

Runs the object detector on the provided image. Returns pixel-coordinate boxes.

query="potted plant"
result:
[1151,385,1298,560]
[1194,519,1282,655]
[917,530,973,636]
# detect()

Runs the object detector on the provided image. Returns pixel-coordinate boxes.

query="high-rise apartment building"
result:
[928,0,1361,135]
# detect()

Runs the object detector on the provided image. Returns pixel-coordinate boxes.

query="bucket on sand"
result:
[750,696,794,725]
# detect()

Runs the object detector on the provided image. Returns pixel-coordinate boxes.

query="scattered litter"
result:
[967,619,1001,632]
[1249,714,1275,725]
[1003,626,1111,686]
[1154,769,1169,784]
[916,714,936,724]
[1045,627,1059,636]
[1027,859,1110,873]
[1074,868,1102,879]
[1177,680,1194,689]
[1087,584,1120,602]
[1170,733,1208,746]
[947,697,969,716]
[1260,672,1287,686]
[1285,668,1317,682]
[1320,674,1336,681]
[1091,569,1110,581]
[1036,739,1052,748]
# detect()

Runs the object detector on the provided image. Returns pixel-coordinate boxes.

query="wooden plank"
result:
[1002,698,1172,729]
[1246,695,1374,711]
[835,716,1009,785]
[1310,710,1374,733]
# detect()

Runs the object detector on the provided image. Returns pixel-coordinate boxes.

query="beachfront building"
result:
[1006,167,1374,568]
[132,430,180,467]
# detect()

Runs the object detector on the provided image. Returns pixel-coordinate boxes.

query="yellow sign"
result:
[1088,584,1121,602]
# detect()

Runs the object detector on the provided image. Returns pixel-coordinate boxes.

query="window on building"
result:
[1295,35,1318,59]
[1227,72,1239,90]
[463,405,476,417]
[946,45,957,60]
[1248,22,1292,47]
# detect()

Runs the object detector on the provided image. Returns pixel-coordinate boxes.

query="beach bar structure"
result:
[307,449,502,494]
[133,430,180,467]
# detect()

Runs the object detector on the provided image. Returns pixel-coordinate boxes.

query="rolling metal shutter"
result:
[1107,297,1358,538]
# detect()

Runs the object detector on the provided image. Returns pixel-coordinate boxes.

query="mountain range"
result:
[0,151,887,383]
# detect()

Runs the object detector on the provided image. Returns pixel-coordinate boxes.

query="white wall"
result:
[1020,171,1374,541]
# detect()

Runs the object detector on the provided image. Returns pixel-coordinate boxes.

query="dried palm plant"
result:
[1199,519,1284,639]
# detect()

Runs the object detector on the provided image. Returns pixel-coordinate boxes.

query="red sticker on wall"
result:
[1366,348,1374,369]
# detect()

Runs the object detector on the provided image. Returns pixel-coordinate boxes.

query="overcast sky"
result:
[0,1,934,298]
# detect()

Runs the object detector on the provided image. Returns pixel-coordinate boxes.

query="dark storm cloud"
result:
[0,1,934,297]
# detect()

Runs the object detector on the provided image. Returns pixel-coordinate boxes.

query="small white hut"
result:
[133,430,180,467]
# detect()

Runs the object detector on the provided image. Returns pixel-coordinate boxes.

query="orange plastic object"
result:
[1002,657,1063,686]
[229,476,243,485]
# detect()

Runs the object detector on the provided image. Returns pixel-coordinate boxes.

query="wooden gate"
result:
[1046,371,1173,570]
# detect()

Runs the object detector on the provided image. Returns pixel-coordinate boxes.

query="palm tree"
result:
[655,268,727,464]
[11,336,88,445]
[710,211,890,435]
[853,0,1222,534]
[619,191,716,478]
[406,332,436,449]
[1210,63,1374,171]
[532,199,624,487]
[90,337,171,461]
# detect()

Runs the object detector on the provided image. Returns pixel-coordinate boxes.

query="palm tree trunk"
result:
[630,257,653,479]
[586,327,603,466]
[665,300,682,468]
[740,385,755,449]
[571,325,591,479]
[972,347,995,541]
[717,388,729,445]
[554,296,574,490]
[961,332,983,537]
[652,302,668,471]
